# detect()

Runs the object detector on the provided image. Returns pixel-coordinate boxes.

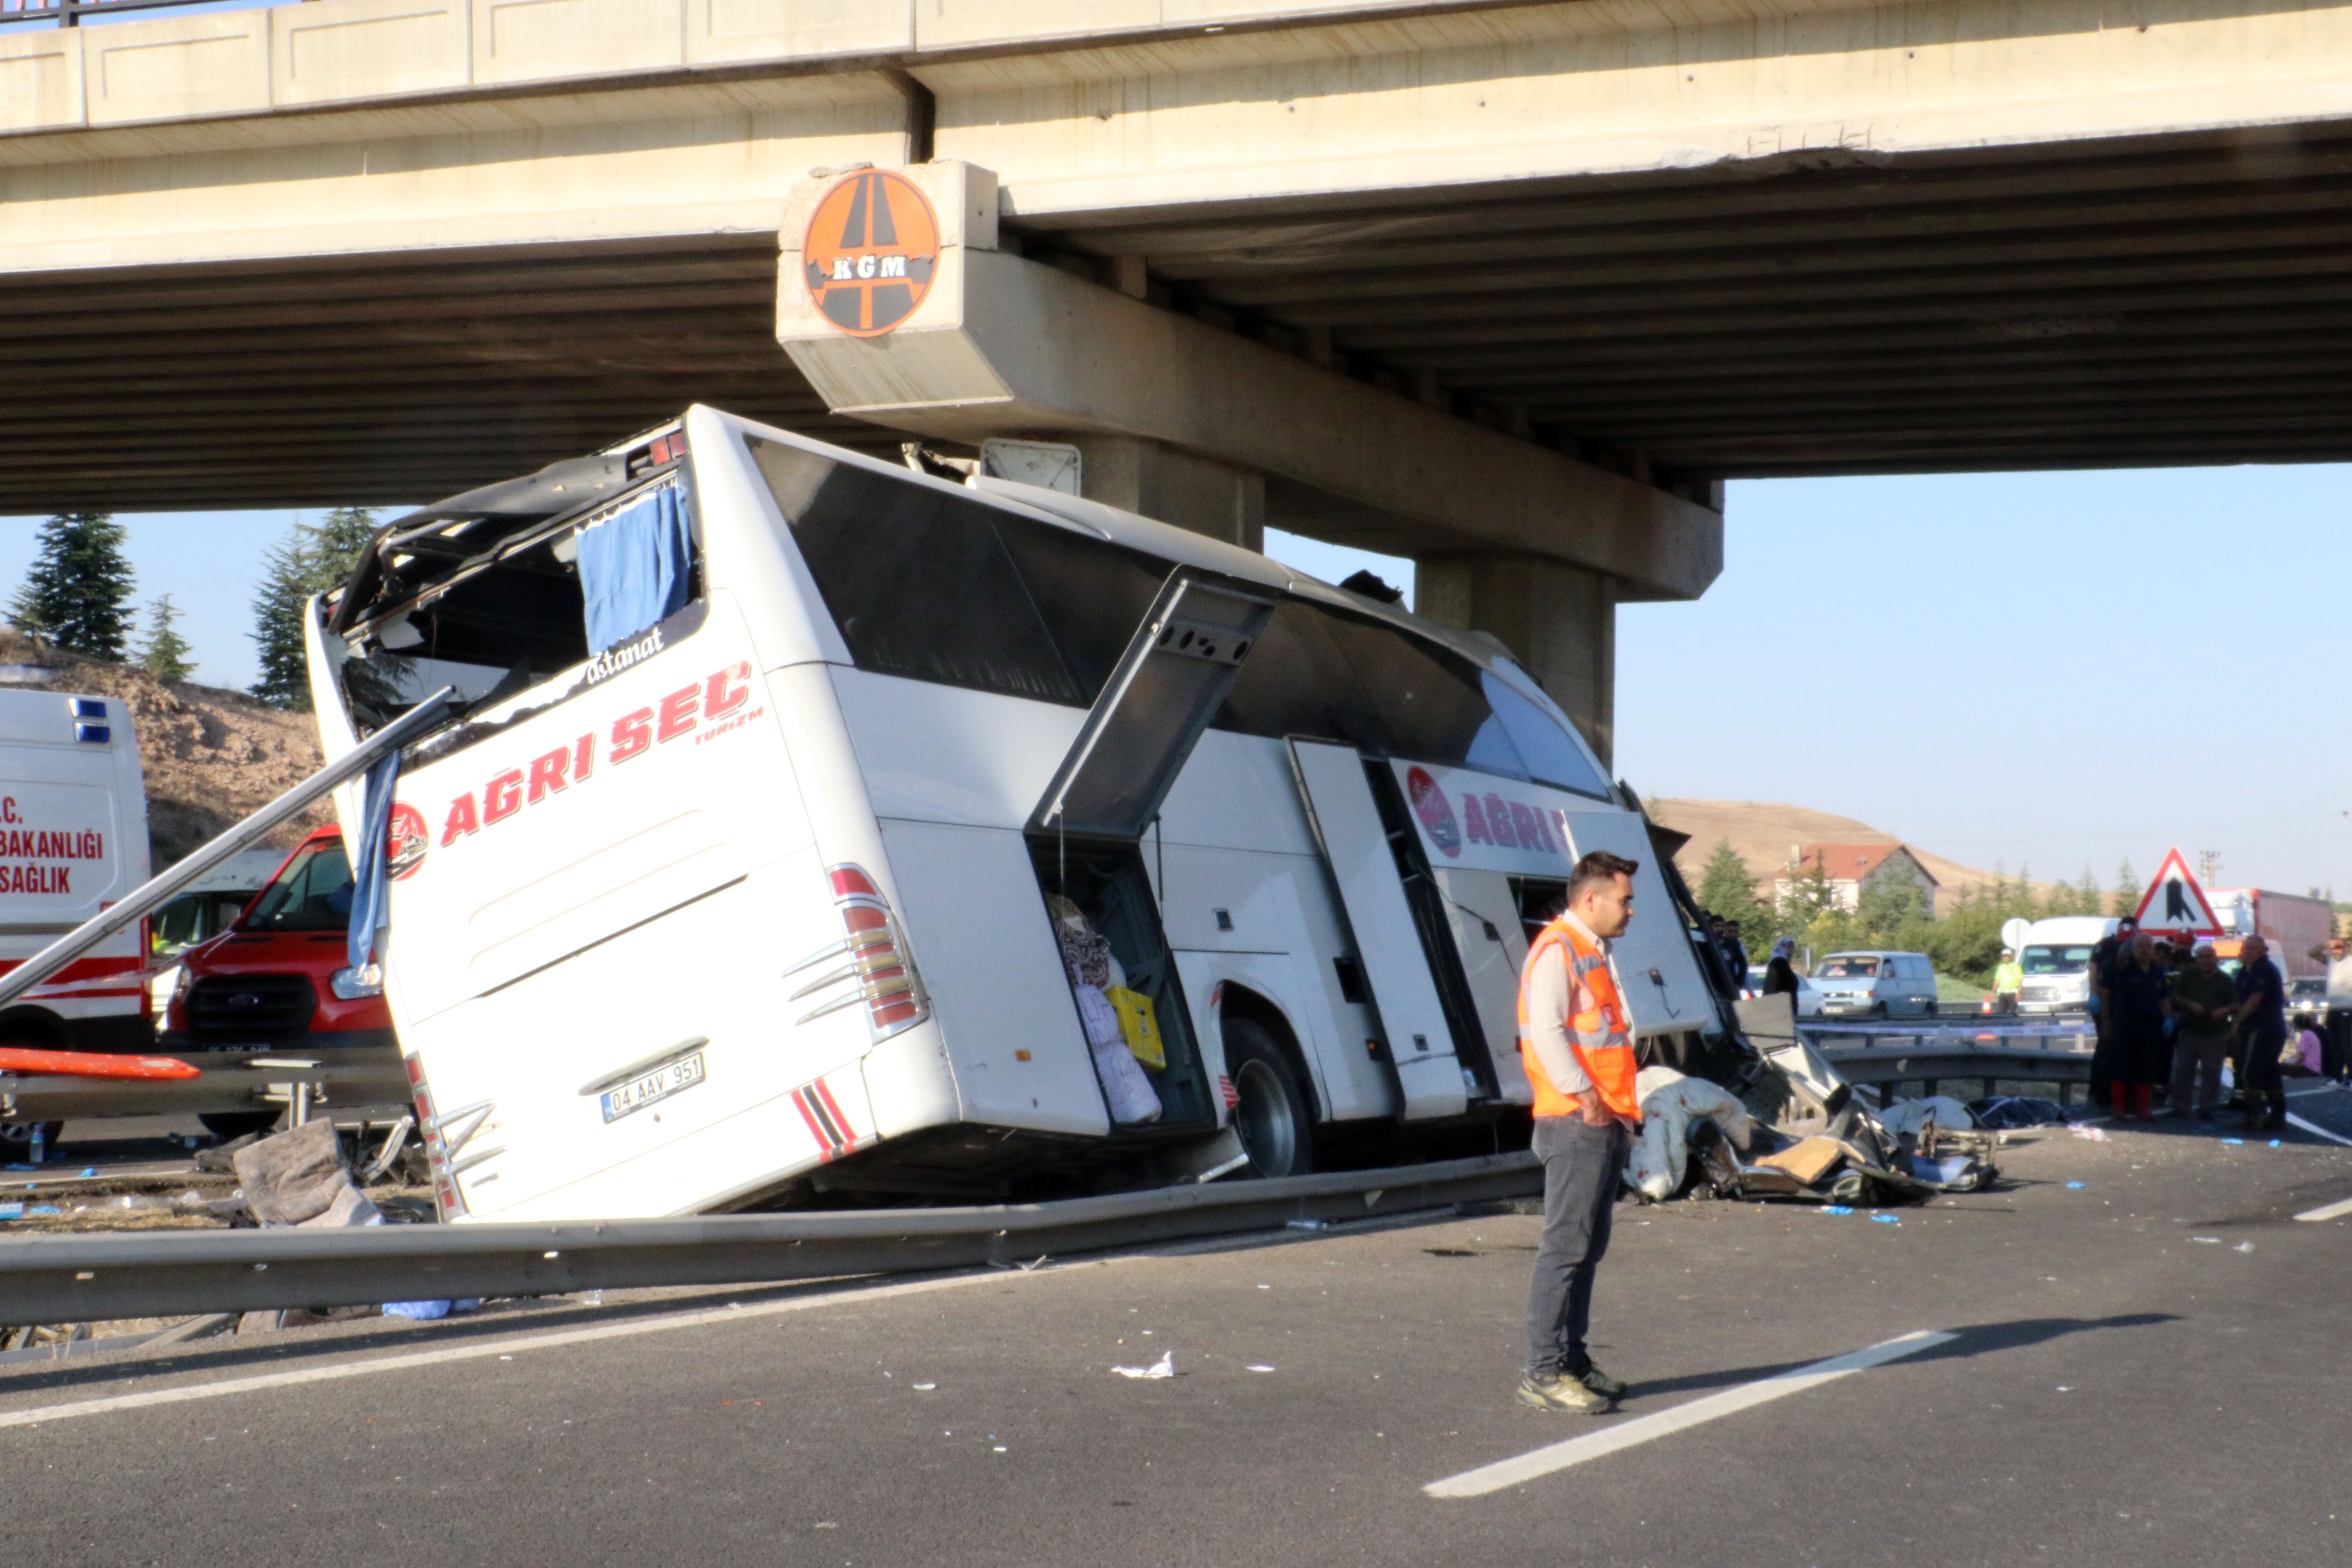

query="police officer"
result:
[1993,948,2024,1014]
[1515,849,1644,1415]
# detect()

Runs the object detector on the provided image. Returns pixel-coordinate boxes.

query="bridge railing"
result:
[0,0,233,25]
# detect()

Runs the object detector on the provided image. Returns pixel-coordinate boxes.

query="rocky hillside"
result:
[0,630,329,869]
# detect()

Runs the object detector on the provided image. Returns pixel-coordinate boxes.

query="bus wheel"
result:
[1223,1018,1313,1179]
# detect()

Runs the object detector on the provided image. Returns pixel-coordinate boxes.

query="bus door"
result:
[1028,570,1275,1130]
[1287,741,1488,1121]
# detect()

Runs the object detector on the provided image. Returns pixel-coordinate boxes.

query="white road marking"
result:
[1423,1330,1958,1499]
[2284,1113,2352,1148]
[2294,1194,2352,1222]
[0,1266,1038,1431]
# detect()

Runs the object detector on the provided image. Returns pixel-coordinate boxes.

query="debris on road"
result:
[1877,1096,1975,1137]
[1112,1351,1174,1379]
[1970,1096,2084,1129]
[1625,1066,1754,1201]
[231,1119,380,1230]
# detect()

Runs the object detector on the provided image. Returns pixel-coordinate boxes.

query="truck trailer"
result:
[306,407,1724,1222]
[2210,888,2333,978]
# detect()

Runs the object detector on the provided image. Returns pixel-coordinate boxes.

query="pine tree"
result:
[248,525,318,709]
[6,511,135,661]
[2112,858,2141,919]
[248,508,380,710]
[309,507,381,588]
[135,594,195,683]
[1696,839,1759,916]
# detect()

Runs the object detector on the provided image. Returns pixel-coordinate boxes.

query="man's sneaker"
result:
[1575,1363,1628,1399]
[1516,1370,1614,1415]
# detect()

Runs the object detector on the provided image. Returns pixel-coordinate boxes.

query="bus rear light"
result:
[786,862,929,1041]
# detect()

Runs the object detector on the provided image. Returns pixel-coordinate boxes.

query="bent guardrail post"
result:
[0,688,457,1014]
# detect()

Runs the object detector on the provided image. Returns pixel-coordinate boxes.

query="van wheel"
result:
[1223,1017,1313,1179]
[0,1121,64,1163]
[1923,1001,1938,1018]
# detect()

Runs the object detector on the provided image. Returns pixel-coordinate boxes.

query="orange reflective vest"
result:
[1516,915,1642,1122]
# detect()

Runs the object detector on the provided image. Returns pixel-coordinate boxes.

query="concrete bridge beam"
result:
[775,165,1723,598]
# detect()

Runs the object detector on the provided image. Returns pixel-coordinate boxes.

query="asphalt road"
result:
[6,1097,2352,1568]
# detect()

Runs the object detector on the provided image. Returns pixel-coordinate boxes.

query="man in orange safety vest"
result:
[1514,848,1645,1415]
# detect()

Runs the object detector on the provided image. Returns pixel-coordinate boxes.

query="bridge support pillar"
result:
[1415,554,1617,769]
[1066,435,1265,554]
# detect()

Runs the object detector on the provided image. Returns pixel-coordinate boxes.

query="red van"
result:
[161,826,397,1136]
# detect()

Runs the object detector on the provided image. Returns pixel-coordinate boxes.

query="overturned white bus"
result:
[306,407,1727,1222]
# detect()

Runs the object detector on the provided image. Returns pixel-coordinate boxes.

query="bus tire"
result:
[1223,1017,1313,1179]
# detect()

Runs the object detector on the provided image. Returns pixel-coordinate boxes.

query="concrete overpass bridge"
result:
[6,0,2352,755]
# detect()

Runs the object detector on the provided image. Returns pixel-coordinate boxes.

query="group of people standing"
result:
[2088,917,2291,1130]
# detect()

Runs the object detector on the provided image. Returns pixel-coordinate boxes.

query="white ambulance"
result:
[306,407,1721,1222]
[0,688,153,1152]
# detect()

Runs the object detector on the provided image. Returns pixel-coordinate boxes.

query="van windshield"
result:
[239,842,355,934]
[1817,957,1880,978]
[2021,944,2091,975]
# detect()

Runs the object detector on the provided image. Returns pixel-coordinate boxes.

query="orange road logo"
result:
[802,170,941,337]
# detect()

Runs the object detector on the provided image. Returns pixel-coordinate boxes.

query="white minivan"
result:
[305,407,1725,1222]
[2015,916,2119,1015]
[1811,950,1939,1017]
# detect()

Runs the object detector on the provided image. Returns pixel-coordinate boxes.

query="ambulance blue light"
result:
[71,698,105,719]
[74,722,110,744]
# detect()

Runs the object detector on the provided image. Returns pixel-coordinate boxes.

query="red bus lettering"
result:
[526,746,570,805]
[483,769,525,824]
[610,707,654,763]
[442,792,481,844]
[572,732,594,783]
[705,662,750,722]
[656,685,699,743]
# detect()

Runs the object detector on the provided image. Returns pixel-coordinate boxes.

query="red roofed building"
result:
[1773,842,1941,917]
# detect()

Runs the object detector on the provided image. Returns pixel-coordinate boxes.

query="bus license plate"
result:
[600,1051,705,1123]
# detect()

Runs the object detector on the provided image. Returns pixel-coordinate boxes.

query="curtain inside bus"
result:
[577,485,692,652]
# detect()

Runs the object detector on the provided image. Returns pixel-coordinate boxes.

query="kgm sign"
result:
[802,169,941,337]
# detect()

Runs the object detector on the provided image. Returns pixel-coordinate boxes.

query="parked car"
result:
[1810,950,1939,1017]
[158,825,396,1138]
[2288,976,2347,1032]
[1746,964,1825,1017]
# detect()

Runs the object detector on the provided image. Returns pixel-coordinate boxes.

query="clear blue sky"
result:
[7,462,2347,897]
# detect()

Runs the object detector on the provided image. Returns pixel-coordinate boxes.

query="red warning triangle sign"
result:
[2132,846,2223,937]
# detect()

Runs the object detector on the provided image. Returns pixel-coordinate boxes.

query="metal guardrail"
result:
[0,1151,1540,1323]
[1804,1025,2096,1095]
[0,1043,407,1122]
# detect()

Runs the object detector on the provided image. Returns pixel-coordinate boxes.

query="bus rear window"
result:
[751,435,1613,794]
